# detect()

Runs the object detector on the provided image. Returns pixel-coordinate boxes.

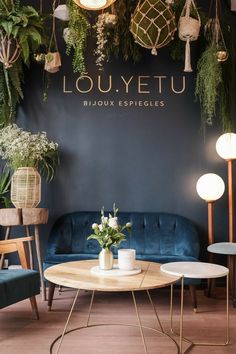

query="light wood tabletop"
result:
[44,260,181,292]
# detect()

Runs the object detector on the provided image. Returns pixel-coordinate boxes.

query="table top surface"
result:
[207,242,236,255]
[160,261,229,279]
[44,260,181,292]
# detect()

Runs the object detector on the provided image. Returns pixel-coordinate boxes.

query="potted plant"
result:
[0,0,44,126]
[87,204,132,270]
[0,124,59,208]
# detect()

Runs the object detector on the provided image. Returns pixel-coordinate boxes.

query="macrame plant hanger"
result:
[130,0,176,56]
[178,0,201,72]
[44,0,61,73]
[205,0,228,62]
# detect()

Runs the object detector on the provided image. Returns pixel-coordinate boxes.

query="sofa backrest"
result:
[46,212,199,259]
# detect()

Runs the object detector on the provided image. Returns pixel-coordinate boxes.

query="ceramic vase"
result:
[99,248,113,270]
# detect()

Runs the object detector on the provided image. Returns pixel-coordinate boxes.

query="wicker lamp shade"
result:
[11,167,41,208]
[130,0,176,55]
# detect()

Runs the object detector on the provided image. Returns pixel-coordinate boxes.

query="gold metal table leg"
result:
[54,289,80,354]
[170,274,230,353]
[146,290,164,332]
[86,290,95,327]
[132,291,148,354]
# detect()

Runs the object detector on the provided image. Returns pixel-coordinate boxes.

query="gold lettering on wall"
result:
[138,76,150,94]
[154,76,167,94]
[63,76,72,93]
[98,75,112,93]
[121,76,133,93]
[76,75,93,93]
[171,76,186,94]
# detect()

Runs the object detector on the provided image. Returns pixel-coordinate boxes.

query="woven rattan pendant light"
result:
[130,0,176,55]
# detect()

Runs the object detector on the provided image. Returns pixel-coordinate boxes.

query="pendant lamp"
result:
[73,0,116,11]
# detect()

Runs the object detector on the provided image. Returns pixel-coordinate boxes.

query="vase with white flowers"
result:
[87,204,132,270]
[0,124,59,208]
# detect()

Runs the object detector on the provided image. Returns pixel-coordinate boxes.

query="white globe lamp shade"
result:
[216,133,236,160]
[73,0,115,10]
[196,173,225,202]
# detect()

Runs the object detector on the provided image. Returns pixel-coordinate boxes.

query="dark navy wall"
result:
[16,1,235,262]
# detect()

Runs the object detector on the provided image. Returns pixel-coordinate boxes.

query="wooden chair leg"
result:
[189,285,197,312]
[29,296,39,320]
[48,282,56,311]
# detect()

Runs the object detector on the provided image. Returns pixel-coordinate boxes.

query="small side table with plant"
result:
[87,204,132,270]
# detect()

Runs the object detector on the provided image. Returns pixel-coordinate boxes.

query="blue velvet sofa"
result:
[43,211,200,309]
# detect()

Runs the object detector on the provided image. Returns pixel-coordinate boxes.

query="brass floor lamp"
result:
[196,173,225,295]
[196,173,225,245]
[216,132,236,289]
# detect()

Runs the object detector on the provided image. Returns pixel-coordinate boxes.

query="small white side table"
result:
[208,242,236,307]
[161,261,229,354]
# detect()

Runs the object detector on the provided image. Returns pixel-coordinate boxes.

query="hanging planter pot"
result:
[178,0,201,72]
[53,4,70,21]
[11,167,41,208]
[44,51,61,73]
[0,32,21,69]
[130,0,176,55]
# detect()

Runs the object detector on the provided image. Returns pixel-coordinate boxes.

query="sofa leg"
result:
[48,281,55,311]
[29,296,39,320]
[189,285,197,312]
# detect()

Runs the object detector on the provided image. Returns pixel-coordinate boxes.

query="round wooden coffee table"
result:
[44,259,181,354]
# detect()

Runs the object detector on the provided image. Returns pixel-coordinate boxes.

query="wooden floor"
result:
[0,287,236,354]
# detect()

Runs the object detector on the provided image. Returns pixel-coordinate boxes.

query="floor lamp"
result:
[196,173,225,296]
[216,133,236,243]
[216,133,236,290]
[196,173,225,245]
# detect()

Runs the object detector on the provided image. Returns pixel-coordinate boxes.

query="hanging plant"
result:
[130,0,177,56]
[0,0,44,126]
[195,45,222,127]
[94,12,118,70]
[106,0,142,62]
[66,0,90,74]
[195,0,234,131]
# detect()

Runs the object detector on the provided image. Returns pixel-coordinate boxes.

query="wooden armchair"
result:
[0,237,40,319]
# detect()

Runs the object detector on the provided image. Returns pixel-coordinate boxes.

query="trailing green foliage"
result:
[195,45,222,127]
[0,0,44,126]
[107,0,142,62]
[0,164,11,208]
[0,60,23,126]
[66,0,90,74]
[218,24,235,132]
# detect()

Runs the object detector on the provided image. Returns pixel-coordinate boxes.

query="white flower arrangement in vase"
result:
[87,204,131,270]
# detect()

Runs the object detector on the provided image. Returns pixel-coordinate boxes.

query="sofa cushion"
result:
[0,269,40,309]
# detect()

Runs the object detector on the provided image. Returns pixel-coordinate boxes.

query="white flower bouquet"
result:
[87,204,132,250]
[0,124,59,181]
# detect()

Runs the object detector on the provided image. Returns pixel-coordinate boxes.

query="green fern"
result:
[0,1,44,126]
[195,45,222,127]
[66,0,90,74]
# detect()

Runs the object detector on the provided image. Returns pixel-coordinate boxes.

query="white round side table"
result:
[208,242,236,307]
[161,261,229,354]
